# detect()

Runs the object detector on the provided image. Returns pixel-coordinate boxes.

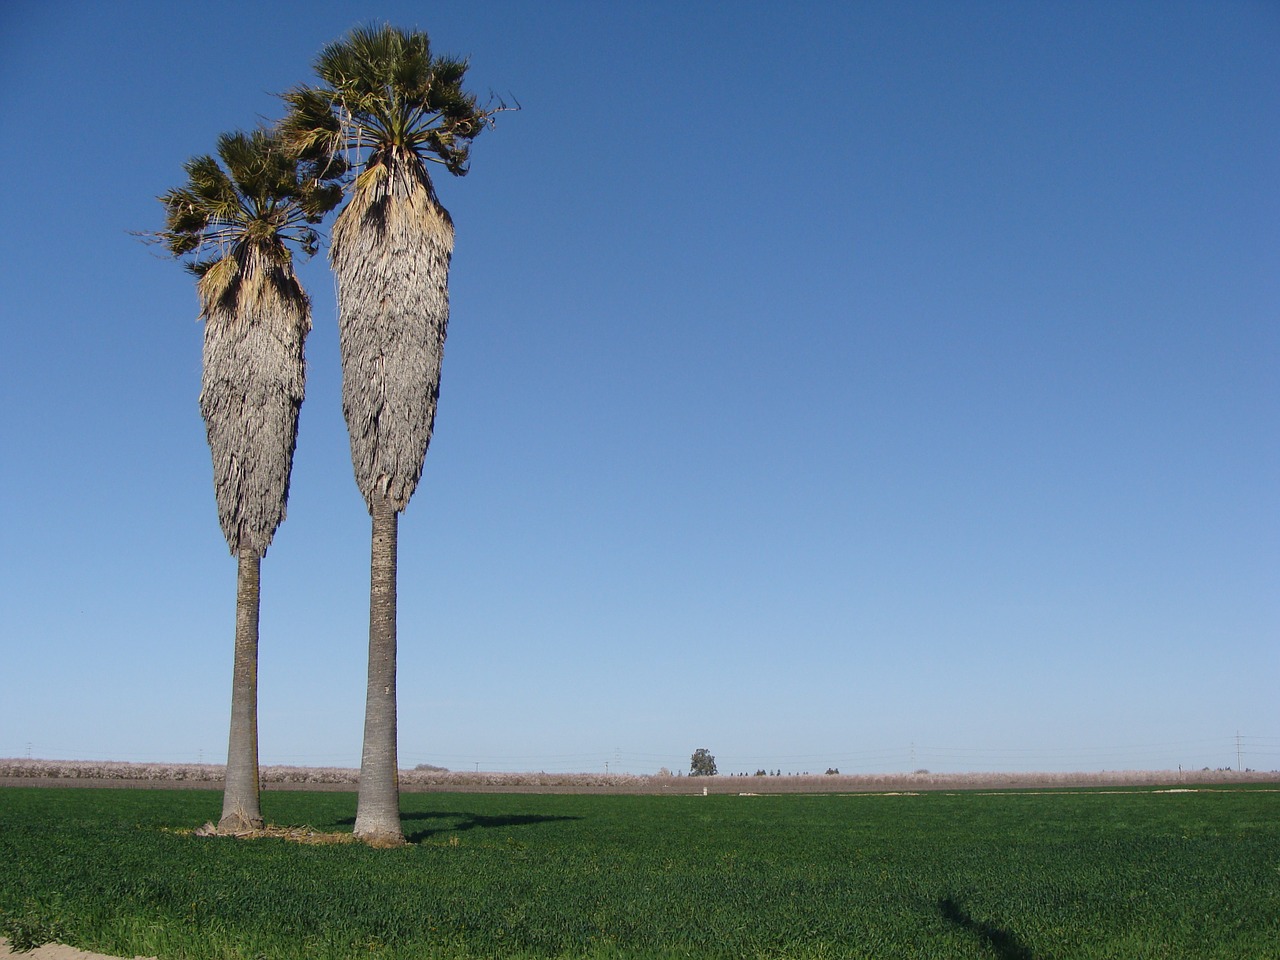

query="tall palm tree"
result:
[283,24,501,845]
[156,130,341,834]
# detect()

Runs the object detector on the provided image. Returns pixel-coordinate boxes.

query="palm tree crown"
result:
[282,23,493,179]
[159,128,342,283]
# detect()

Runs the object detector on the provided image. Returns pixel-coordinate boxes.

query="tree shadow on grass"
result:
[937,897,1035,960]
[337,811,582,843]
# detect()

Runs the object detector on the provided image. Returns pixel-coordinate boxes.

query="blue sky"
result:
[1,1,1276,775]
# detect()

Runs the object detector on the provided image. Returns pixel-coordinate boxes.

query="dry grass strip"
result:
[185,822,356,845]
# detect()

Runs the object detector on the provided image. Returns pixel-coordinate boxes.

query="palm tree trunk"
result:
[354,493,405,845]
[219,549,264,833]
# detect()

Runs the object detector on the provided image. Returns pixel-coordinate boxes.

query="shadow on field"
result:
[338,811,582,842]
[937,897,1034,960]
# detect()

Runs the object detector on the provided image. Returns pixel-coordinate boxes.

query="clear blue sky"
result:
[1,1,1276,775]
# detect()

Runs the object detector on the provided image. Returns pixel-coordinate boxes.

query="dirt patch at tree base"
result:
[0,939,154,960]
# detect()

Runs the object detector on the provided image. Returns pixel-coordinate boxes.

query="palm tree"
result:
[282,24,502,845]
[155,129,341,834]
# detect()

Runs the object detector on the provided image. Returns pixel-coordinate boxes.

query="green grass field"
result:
[1,785,1277,959]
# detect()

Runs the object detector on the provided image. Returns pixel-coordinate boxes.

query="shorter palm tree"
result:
[154,129,341,833]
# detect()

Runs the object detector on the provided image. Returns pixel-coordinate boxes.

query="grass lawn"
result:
[1,785,1277,958]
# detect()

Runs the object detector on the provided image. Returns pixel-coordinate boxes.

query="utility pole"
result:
[1236,731,1242,772]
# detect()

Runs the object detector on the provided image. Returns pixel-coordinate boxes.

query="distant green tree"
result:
[689,749,717,777]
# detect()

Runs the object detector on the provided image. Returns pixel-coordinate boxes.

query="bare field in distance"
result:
[1,759,1276,794]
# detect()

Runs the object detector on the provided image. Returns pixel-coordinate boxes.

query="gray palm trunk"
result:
[199,249,309,834]
[333,150,453,845]
[354,497,399,839]
[221,549,262,831]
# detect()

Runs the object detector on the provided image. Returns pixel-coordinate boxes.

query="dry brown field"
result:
[2,759,1275,794]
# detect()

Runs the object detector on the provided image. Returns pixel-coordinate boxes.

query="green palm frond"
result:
[298,182,344,222]
[280,87,346,166]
